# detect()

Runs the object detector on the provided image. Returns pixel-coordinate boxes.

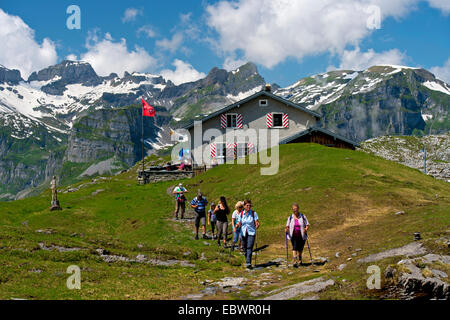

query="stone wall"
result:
[138,171,194,184]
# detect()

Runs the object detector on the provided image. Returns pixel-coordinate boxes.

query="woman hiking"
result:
[237,199,260,269]
[213,196,230,247]
[231,201,244,252]
[285,203,309,268]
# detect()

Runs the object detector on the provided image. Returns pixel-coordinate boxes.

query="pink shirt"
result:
[286,214,309,240]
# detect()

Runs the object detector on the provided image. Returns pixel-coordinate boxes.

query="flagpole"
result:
[142,100,144,176]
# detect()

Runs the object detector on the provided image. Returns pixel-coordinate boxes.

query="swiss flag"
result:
[142,99,155,117]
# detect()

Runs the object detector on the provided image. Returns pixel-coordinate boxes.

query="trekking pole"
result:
[285,233,289,267]
[254,233,258,267]
[306,233,313,264]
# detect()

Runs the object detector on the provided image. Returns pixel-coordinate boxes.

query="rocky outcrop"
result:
[263,276,335,300]
[360,134,449,182]
[387,254,450,300]
[357,242,427,264]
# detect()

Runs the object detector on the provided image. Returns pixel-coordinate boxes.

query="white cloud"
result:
[122,8,143,23]
[65,54,78,61]
[426,0,450,14]
[431,58,450,83]
[333,47,407,71]
[137,25,156,38]
[223,56,247,71]
[79,32,156,76]
[0,8,58,78]
[160,59,206,85]
[156,33,184,53]
[205,0,444,69]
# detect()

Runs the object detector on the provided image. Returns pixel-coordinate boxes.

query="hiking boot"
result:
[195,235,199,240]
[231,245,235,252]
[246,264,253,270]
[217,241,221,247]
[202,234,208,239]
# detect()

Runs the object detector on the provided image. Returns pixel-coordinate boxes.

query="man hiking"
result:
[191,192,208,240]
[237,199,260,269]
[172,183,188,220]
[285,203,310,268]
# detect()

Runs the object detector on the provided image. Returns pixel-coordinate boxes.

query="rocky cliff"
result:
[276,66,449,142]
[0,113,66,200]
[63,105,172,182]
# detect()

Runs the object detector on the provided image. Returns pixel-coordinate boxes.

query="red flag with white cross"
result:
[142,99,155,117]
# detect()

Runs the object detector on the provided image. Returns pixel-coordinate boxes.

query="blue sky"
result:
[0,0,449,86]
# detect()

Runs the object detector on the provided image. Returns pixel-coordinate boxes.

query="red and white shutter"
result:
[282,113,289,128]
[248,143,255,154]
[220,114,227,129]
[210,143,216,158]
[266,113,273,128]
[236,113,243,129]
[226,143,236,160]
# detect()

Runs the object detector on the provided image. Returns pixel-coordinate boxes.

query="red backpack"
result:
[240,210,256,225]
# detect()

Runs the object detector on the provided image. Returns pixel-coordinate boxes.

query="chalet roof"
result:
[279,126,360,148]
[184,90,322,130]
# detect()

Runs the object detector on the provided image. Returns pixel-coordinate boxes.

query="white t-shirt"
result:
[232,210,240,221]
[173,186,186,193]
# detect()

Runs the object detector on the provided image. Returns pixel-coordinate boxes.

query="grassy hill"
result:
[0,143,448,299]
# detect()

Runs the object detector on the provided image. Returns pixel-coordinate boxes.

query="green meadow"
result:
[0,143,448,299]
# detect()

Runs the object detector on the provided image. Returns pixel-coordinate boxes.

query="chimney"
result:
[264,84,271,92]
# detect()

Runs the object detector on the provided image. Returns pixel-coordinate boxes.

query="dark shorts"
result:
[291,235,305,252]
[195,212,206,228]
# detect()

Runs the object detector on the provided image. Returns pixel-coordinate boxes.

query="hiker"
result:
[207,203,217,239]
[172,183,188,219]
[285,203,309,268]
[237,199,260,269]
[231,201,244,251]
[213,196,230,247]
[191,192,208,240]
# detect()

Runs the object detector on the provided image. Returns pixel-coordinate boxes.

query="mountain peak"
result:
[27,60,102,95]
[232,61,258,74]
[0,65,23,84]
[28,60,100,84]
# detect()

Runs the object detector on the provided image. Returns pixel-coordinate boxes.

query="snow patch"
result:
[344,72,359,80]
[226,87,260,102]
[422,81,450,95]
